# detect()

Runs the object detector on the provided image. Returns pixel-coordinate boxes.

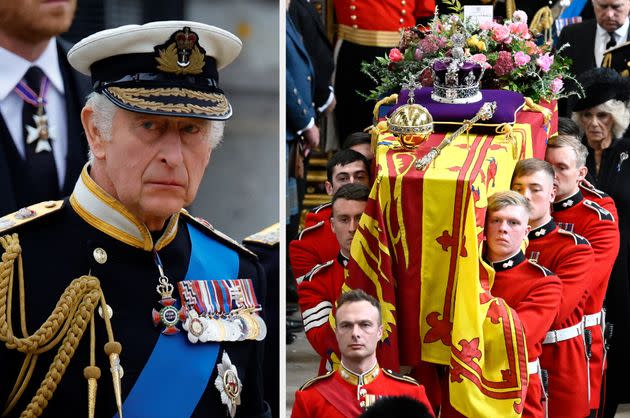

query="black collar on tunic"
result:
[337,251,349,268]
[553,190,583,212]
[528,218,556,240]
[489,251,526,272]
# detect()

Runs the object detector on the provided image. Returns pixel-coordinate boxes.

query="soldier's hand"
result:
[302,125,320,157]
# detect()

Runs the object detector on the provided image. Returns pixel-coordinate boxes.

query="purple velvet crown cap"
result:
[432,58,483,85]
[388,87,525,125]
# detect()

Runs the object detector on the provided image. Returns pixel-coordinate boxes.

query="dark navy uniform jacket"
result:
[0,168,271,418]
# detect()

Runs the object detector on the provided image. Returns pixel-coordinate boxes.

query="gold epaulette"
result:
[299,370,334,391]
[382,368,420,386]
[179,209,257,258]
[0,200,64,234]
[243,223,279,247]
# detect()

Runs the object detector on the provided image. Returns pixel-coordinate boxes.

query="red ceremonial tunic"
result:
[580,181,619,222]
[298,253,348,374]
[552,190,620,408]
[334,0,434,32]
[291,363,434,418]
[289,204,339,279]
[527,219,594,417]
[489,251,562,418]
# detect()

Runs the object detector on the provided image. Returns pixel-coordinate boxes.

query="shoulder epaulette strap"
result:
[299,370,334,390]
[243,223,279,247]
[579,182,608,198]
[557,229,590,246]
[382,369,420,386]
[180,209,257,259]
[297,220,325,239]
[0,200,64,234]
[527,259,554,277]
[312,202,332,214]
[583,199,614,221]
[296,260,334,284]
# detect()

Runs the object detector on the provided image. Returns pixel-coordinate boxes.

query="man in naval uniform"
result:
[298,183,370,375]
[546,135,619,416]
[292,289,434,418]
[289,149,370,279]
[0,21,271,418]
[511,158,595,417]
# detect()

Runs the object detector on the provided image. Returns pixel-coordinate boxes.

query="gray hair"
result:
[84,92,225,163]
[572,99,630,139]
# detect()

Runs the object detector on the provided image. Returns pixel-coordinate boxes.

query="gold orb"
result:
[387,103,434,149]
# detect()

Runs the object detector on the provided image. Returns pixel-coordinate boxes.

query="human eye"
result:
[182,124,201,134]
[339,216,350,224]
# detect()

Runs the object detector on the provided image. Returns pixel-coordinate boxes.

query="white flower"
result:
[512,10,528,24]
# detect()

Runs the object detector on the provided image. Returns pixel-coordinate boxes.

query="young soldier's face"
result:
[331,198,366,256]
[335,301,383,364]
[545,147,585,201]
[484,205,530,261]
[511,171,555,227]
[325,161,369,195]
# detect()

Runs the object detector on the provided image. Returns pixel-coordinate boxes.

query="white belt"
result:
[584,310,603,327]
[528,359,540,375]
[543,322,583,344]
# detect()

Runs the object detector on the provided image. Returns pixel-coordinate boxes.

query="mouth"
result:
[349,344,364,350]
[147,180,185,189]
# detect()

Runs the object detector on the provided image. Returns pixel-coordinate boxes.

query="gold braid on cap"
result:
[0,234,123,418]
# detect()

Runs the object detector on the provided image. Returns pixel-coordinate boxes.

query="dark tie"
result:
[606,32,617,50]
[21,66,59,204]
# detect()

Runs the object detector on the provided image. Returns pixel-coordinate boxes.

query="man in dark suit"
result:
[289,0,336,116]
[557,0,630,115]
[0,1,91,216]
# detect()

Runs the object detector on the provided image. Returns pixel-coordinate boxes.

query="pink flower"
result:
[525,41,539,55]
[536,53,554,72]
[551,77,564,94]
[512,10,528,24]
[420,36,439,54]
[493,50,514,77]
[513,51,531,67]
[480,20,495,31]
[389,48,403,63]
[414,48,424,61]
[470,53,491,69]
[509,22,529,38]
[491,24,512,43]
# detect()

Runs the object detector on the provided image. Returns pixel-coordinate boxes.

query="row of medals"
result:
[184,308,267,343]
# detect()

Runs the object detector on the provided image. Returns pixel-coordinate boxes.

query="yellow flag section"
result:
[347,119,538,416]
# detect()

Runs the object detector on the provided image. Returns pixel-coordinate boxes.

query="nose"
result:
[160,128,184,167]
[349,218,359,233]
[521,188,531,201]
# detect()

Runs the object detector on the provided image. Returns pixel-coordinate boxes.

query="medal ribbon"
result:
[118,223,238,418]
[14,76,50,107]
[241,279,260,310]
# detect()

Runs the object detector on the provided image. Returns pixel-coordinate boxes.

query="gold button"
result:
[401,9,407,15]
[93,248,107,264]
[350,4,356,10]
[352,24,358,28]
[402,0,406,4]
[399,18,404,24]
[350,15,357,20]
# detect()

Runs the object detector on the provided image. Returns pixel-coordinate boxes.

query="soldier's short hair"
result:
[342,132,371,149]
[331,183,370,217]
[557,117,581,138]
[547,135,589,167]
[487,190,532,216]
[326,149,370,183]
[336,289,382,325]
[511,158,555,184]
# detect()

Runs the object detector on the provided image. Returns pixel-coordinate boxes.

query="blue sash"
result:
[560,0,588,18]
[117,223,238,417]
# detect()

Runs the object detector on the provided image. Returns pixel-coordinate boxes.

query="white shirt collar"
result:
[597,18,630,42]
[0,38,64,101]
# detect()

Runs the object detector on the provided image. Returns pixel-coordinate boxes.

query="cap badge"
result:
[155,26,206,75]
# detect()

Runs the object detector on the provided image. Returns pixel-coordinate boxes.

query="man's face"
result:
[485,205,530,261]
[87,108,213,230]
[580,106,615,144]
[331,198,366,256]
[545,146,586,201]
[593,0,630,32]
[0,0,77,43]
[335,300,383,364]
[325,161,369,195]
[511,171,555,227]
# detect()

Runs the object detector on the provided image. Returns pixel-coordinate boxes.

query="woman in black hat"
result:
[572,67,630,417]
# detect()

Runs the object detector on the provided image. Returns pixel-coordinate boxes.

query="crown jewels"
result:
[431,32,485,104]
[387,82,434,149]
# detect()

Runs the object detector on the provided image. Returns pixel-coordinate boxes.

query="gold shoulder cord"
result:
[0,234,123,418]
